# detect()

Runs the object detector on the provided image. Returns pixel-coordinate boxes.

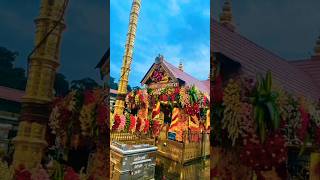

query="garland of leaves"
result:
[214,71,320,175]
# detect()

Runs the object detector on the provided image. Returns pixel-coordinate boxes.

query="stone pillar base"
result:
[12,121,47,170]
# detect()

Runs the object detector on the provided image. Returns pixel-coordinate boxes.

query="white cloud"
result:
[183,43,210,80]
[202,8,210,18]
[168,0,190,16]
[111,0,209,86]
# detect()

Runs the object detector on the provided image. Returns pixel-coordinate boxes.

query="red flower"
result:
[52,97,63,107]
[174,87,180,94]
[240,133,287,171]
[203,96,207,106]
[15,164,31,180]
[297,106,310,141]
[136,90,142,96]
[97,103,108,126]
[112,114,121,130]
[60,108,72,123]
[64,167,80,180]
[84,90,95,105]
[136,118,145,132]
[163,95,168,102]
[129,115,137,132]
[144,119,150,133]
[170,94,176,101]
[185,103,200,116]
[152,120,161,136]
[151,70,164,82]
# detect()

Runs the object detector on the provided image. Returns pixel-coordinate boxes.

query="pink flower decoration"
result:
[118,115,126,130]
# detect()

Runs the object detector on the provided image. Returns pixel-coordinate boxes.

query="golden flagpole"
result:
[114,0,141,115]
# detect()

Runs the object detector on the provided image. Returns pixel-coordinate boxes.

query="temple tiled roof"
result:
[162,60,210,95]
[0,86,24,102]
[211,19,320,100]
[141,58,210,96]
[290,56,320,89]
[110,89,118,95]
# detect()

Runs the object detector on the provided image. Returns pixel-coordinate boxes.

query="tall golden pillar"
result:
[12,0,68,169]
[114,0,141,115]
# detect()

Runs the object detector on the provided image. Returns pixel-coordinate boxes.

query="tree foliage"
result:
[70,77,101,91]
[54,73,69,96]
[0,47,27,90]
[109,76,132,92]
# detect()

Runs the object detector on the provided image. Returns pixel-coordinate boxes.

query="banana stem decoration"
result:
[251,71,280,143]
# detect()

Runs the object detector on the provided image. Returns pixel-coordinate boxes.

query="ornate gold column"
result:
[114,0,141,115]
[12,0,67,170]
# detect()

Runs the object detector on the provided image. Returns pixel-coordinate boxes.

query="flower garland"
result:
[129,115,137,133]
[121,85,210,135]
[222,79,242,145]
[217,71,320,178]
[49,89,109,148]
[151,120,162,137]
[297,106,310,142]
[150,67,164,82]
[136,117,145,132]
[144,119,150,133]
[125,89,149,110]
[240,133,287,172]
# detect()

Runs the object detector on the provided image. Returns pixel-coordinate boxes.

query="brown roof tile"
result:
[0,86,24,102]
[162,60,210,95]
[290,56,320,87]
[212,19,320,100]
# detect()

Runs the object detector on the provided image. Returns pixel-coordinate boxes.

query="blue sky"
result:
[0,0,107,83]
[111,0,210,87]
[213,0,320,60]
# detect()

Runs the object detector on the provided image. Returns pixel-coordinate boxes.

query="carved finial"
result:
[155,54,164,63]
[219,0,235,31]
[178,60,183,71]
